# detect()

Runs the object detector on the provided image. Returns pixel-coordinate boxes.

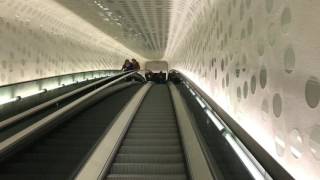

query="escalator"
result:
[0,81,290,180]
[105,84,188,180]
[0,85,142,179]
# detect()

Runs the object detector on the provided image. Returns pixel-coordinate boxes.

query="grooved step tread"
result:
[126,134,179,140]
[106,174,187,180]
[115,154,184,163]
[110,163,186,174]
[123,139,179,146]
[119,146,181,154]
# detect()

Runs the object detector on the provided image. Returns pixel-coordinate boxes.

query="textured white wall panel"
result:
[0,0,145,86]
[167,0,320,179]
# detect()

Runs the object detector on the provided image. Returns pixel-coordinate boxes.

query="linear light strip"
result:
[0,74,110,106]
[224,133,265,180]
[205,109,225,131]
[183,80,269,179]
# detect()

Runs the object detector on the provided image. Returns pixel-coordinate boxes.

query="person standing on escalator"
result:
[131,58,140,71]
[121,59,133,71]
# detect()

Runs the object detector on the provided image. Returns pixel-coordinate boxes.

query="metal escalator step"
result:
[115,154,184,163]
[133,120,176,123]
[128,127,177,133]
[109,163,186,174]
[126,133,178,139]
[123,139,180,146]
[106,174,187,180]
[131,124,176,128]
[119,146,181,154]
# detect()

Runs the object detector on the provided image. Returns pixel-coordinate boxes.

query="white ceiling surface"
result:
[53,0,204,60]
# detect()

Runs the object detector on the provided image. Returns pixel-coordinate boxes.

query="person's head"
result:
[125,59,130,63]
[132,59,137,63]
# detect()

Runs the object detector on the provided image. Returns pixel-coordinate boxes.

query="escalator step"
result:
[128,127,177,133]
[119,146,181,154]
[109,163,186,174]
[123,139,179,146]
[115,154,184,163]
[126,133,178,139]
[106,174,187,180]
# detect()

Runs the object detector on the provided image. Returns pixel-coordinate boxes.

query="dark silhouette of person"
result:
[145,69,154,81]
[131,59,140,70]
[121,59,133,71]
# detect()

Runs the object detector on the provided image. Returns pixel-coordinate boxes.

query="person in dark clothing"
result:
[145,70,154,81]
[121,59,133,71]
[168,71,181,84]
[156,71,166,83]
[131,59,140,70]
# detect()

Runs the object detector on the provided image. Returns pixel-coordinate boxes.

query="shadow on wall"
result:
[167,0,320,179]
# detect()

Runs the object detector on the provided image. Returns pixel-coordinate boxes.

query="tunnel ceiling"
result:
[54,0,172,60]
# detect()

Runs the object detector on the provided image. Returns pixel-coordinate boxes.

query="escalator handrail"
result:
[74,83,152,180]
[169,82,218,180]
[171,69,293,180]
[0,71,138,156]
[0,71,135,130]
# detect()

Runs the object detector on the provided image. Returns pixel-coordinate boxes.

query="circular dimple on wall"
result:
[229,24,233,38]
[265,0,273,13]
[261,99,269,121]
[226,73,230,87]
[240,1,245,21]
[289,129,303,159]
[268,23,276,46]
[284,45,296,73]
[228,3,232,16]
[243,81,248,99]
[221,59,224,71]
[257,38,265,56]
[222,78,225,89]
[245,0,251,8]
[215,68,218,80]
[242,54,247,72]
[310,125,320,160]
[237,87,242,101]
[260,66,267,89]
[251,75,256,94]
[247,18,253,36]
[281,7,292,33]
[305,76,320,108]
[273,93,282,118]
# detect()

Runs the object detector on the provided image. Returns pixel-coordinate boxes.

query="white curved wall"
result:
[1,0,319,178]
[167,0,320,179]
[0,0,145,86]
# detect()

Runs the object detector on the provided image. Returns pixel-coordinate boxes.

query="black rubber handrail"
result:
[0,71,139,159]
[0,71,135,131]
